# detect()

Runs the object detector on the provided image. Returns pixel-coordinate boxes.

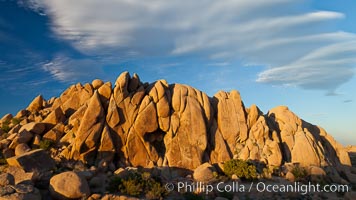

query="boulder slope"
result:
[0,72,353,182]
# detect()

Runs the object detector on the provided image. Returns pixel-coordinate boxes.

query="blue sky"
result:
[0,0,355,145]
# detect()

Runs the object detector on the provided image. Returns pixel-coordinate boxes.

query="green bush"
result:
[11,118,21,125]
[108,171,167,199]
[1,120,11,133]
[291,166,307,181]
[145,181,167,200]
[223,159,257,180]
[39,140,54,150]
[119,177,143,196]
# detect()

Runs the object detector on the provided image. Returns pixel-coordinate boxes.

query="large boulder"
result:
[193,163,217,182]
[49,171,90,199]
[27,95,44,112]
[6,149,55,173]
[0,114,12,123]
[42,107,65,125]
[18,122,46,135]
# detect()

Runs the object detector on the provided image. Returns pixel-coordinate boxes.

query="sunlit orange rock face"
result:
[0,72,354,182]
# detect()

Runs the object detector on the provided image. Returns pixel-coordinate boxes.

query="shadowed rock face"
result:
[0,72,353,179]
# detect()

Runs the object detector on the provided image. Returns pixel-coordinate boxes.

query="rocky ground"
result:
[0,72,355,199]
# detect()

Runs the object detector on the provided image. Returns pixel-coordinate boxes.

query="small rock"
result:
[231,174,240,181]
[114,168,128,178]
[14,144,31,156]
[90,193,102,200]
[285,171,295,182]
[31,135,41,148]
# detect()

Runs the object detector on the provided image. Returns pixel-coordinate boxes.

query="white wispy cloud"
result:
[27,0,356,92]
[42,55,105,83]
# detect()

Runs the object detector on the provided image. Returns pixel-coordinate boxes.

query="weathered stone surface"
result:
[18,122,45,135]
[9,131,33,148]
[14,143,30,156]
[60,83,93,117]
[308,166,326,176]
[15,110,28,119]
[0,173,15,186]
[0,187,41,200]
[2,71,352,185]
[265,140,282,166]
[285,171,295,182]
[43,123,65,142]
[92,79,104,89]
[165,85,208,169]
[70,91,105,164]
[193,162,217,182]
[4,166,34,185]
[49,171,90,199]
[6,149,55,172]
[215,90,248,154]
[291,131,321,167]
[98,82,112,107]
[27,95,44,112]
[42,107,65,125]
[0,114,12,123]
[97,125,116,162]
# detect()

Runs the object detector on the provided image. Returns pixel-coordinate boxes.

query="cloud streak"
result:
[28,0,356,92]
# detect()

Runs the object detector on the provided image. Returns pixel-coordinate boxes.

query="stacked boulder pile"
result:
[0,72,355,199]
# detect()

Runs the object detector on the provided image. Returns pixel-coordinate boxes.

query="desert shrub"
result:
[223,159,257,180]
[39,139,54,150]
[108,171,167,199]
[119,177,143,196]
[1,120,11,133]
[291,166,307,181]
[145,181,167,200]
[11,118,21,125]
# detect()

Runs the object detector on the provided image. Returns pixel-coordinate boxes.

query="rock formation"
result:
[0,72,354,185]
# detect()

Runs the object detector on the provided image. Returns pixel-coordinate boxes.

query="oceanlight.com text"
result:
[165,181,350,195]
